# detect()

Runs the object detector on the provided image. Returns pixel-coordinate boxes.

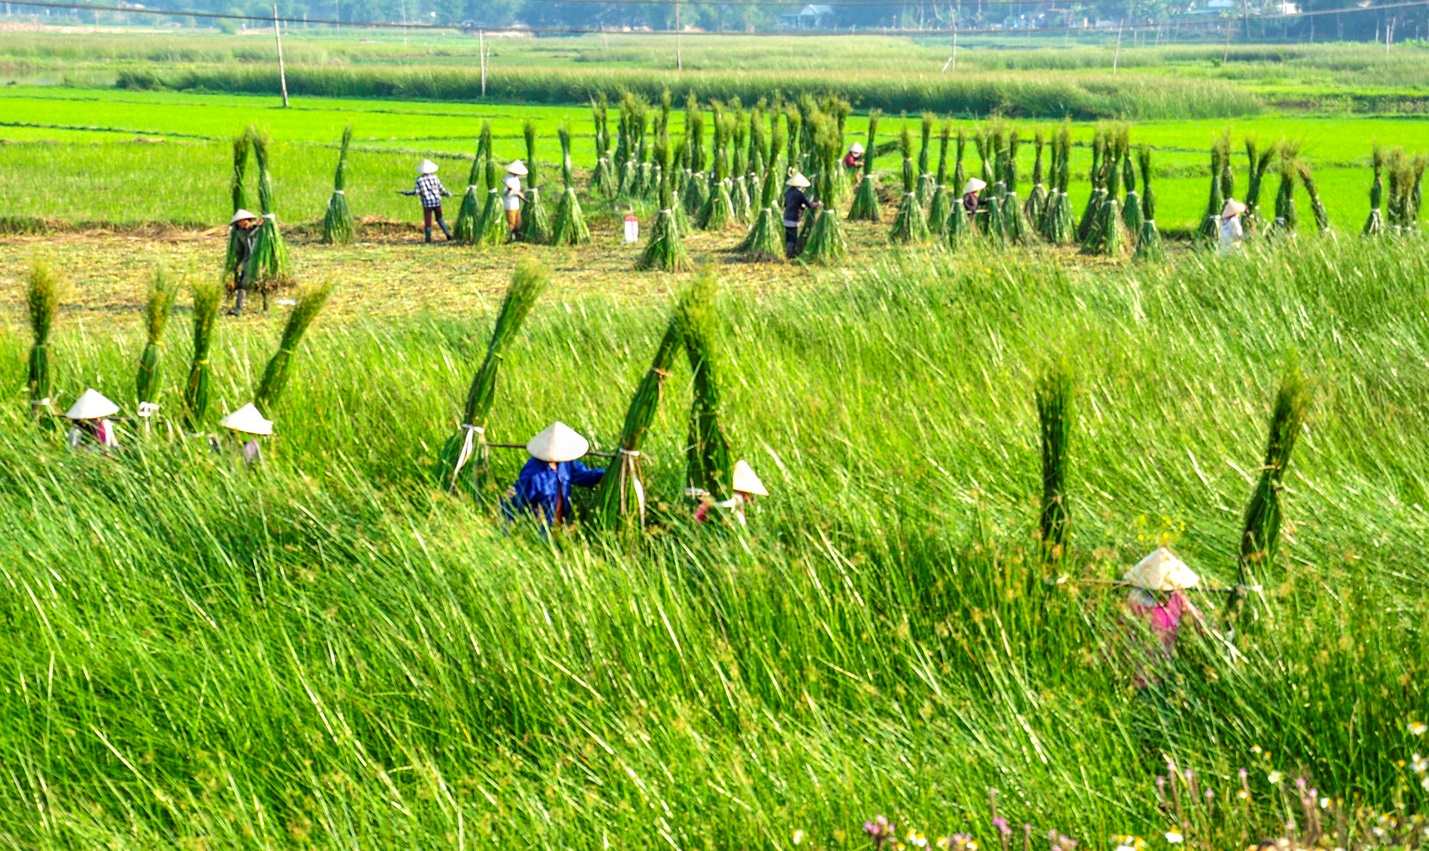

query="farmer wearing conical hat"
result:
[227,209,261,316]
[65,388,121,450]
[694,459,769,527]
[399,159,453,244]
[503,421,606,528]
[961,177,988,222]
[503,160,529,241]
[782,172,819,259]
[1219,198,1246,255]
[218,402,272,464]
[843,141,865,172]
[1123,547,1207,688]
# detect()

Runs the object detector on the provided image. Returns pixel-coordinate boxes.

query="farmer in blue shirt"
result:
[399,159,453,243]
[504,421,605,527]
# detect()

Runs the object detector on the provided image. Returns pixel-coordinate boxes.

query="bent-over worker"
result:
[504,421,606,528]
[694,459,769,527]
[782,172,819,259]
[400,159,453,244]
[218,402,273,465]
[64,388,120,451]
[843,141,865,172]
[961,177,988,223]
[1122,547,1206,689]
[1219,198,1246,255]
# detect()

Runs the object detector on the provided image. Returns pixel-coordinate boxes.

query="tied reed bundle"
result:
[1232,362,1311,615]
[1024,129,1048,228]
[679,269,733,499]
[953,127,968,196]
[1046,124,1076,245]
[590,96,617,199]
[135,268,177,419]
[1083,130,1125,256]
[637,133,692,272]
[1243,137,1278,234]
[245,127,291,293]
[475,156,508,247]
[1134,146,1163,261]
[591,305,683,534]
[1269,143,1300,238]
[254,280,333,417]
[916,112,936,207]
[730,104,751,224]
[736,113,786,262]
[681,95,707,218]
[1197,133,1231,245]
[1362,145,1386,236]
[321,124,356,245]
[698,105,735,230]
[1296,162,1332,234]
[929,123,954,236]
[1387,149,1414,233]
[1121,138,1143,236]
[946,129,970,244]
[26,258,65,416]
[824,95,852,203]
[744,105,765,211]
[1037,359,1075,565]
[551,125,591,246]
[1077,130,1107,243]
[890,124,930,243]
[847,110,882,223]
[1002,130,1032,245]
[454,122,489,244]
[518,120,552,245]
[437,257,550,495]
[224,133,252,276]
[182,278,222,430]
[799,114,846,264]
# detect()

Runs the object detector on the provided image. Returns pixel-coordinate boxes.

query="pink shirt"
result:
[1125,590,1202,687]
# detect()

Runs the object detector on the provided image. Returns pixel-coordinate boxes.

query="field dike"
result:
[0,237,1425,846]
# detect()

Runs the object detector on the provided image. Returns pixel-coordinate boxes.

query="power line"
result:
[6,0,1424,33]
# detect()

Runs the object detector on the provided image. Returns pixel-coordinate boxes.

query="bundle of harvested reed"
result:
[1296,162,1332,234]
[698,107,736,230]
[737,116,787,262]
[254,280,332,417]
[637,134,692,272]
[730,105,751,224]
[591,96,617,199]
[1048,124,1077,245]
[928,123,954,235]
[1134,146,1163,261]
[182,278,222,430]
[135,267,177,420]
[1077,130,1107,243]
[321,124,355,245]
[474,157,508,247]
[1083,131,1125,256]
[681,96,707,218]
[1002,130,1032,244]
[1037,359,1075,564]
[890,124,929,243]
[1196,134,1230,245]
[1362,145,1386,236]
[679,269,732,499]
[953,127,968,196]
[551,125,591,246]
[26,258,64,417]
[245,127,291,292]
[436,257,550,495]
[1269,144,1300,237]
[847,110,882,222]
[916,112,936,207]
[1121,140,1143,237]
[1243,137,1278,234]
[454,123,489,244]
[1024,129,1048,228]
[224,134,252,276]
[518,121,552,244]
[800,114,846,264]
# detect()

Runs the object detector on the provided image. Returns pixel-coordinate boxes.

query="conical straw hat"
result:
[731,460,768,496]
[849,141,865,155]
[65,388,119,420]
[1124,547,1200,592]
[229,209,259,225]
[220,403,274,436]
[786,172,811,188]
[1221,198,1246,219]
[526,421,589,463]
[505,160,529,176]
[418,159,439,175]
[962,177,987,195]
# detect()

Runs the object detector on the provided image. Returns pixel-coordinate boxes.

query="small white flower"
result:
[1422,774,1429,792]
[1251,745,1263,754]
[792,829,805,845]
[1410,721,1427,736]
[1319,797,1331,809]
[1267,770,1283,784]
[1164,830,1184,844]
[1412,753,1428,774]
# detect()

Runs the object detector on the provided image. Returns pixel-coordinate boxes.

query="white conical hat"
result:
[786,172,811,188]
[65,388,119,420]
[1124,547,1200,592]
[731,459,768,496]
[505,160,529,176]
[526,421,589,463]
[220,403,274,436]
[418,159,439,175]
[229,209,259,225]
[963,177,987,195]
[849,141,865,155]
[1221,198,1246,219]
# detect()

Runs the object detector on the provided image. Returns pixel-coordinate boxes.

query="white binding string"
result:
[448,423,487,485]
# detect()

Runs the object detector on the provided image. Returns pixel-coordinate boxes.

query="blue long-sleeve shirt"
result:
[504,457,605,526]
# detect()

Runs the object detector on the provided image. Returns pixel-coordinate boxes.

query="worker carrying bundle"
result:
[503,421,606,528]
[64,388,120,451]
[226,209,260,316]
[692,459,769,527]
[399,159,453,243]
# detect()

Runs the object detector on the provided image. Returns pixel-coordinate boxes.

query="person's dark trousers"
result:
[423,205,452,242]
[785,225,799,258]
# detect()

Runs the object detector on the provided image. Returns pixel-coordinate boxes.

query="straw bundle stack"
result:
[321,123,355,245]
